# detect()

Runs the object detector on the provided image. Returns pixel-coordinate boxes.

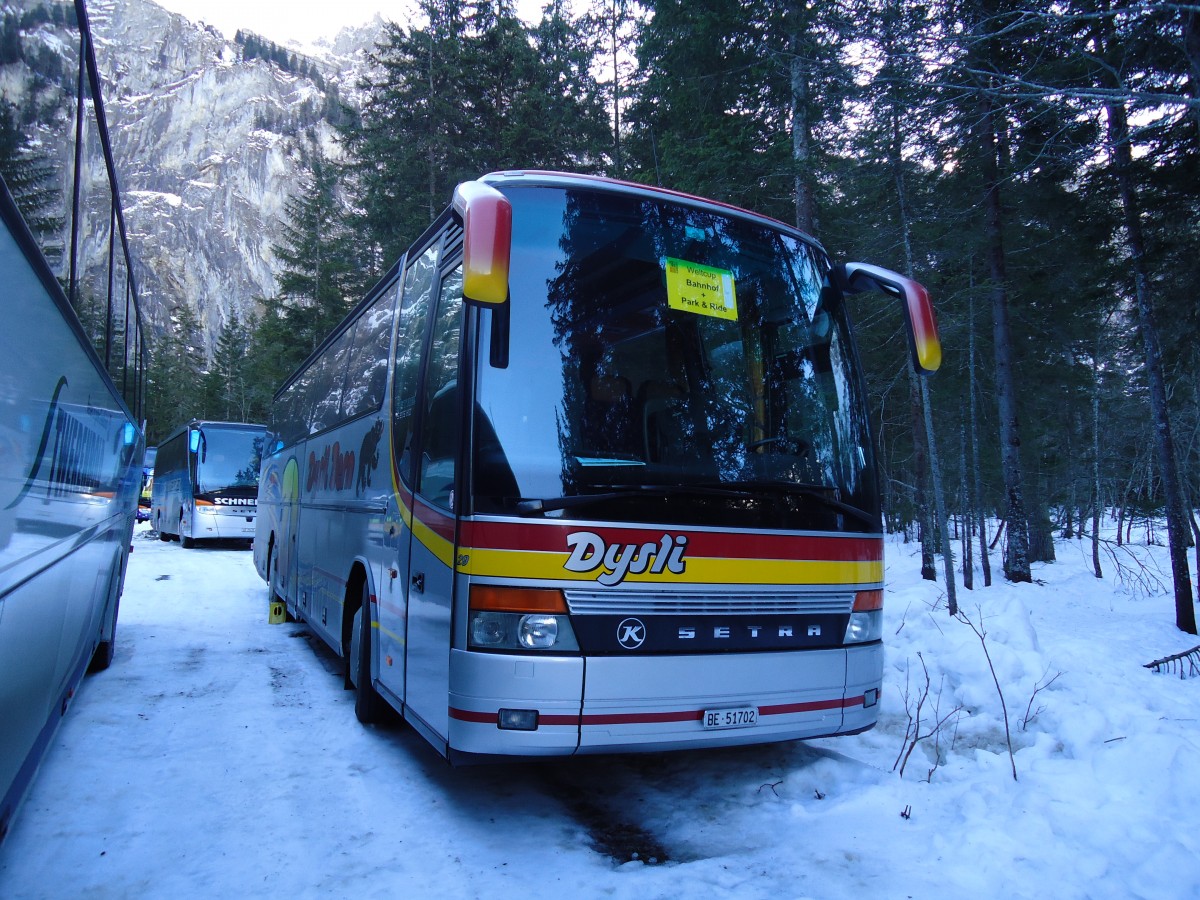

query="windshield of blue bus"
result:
[472,185,879,532]
[195,427,264,496]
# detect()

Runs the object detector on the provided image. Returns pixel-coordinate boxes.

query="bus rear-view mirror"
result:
[453,180,512,307]
[841,262,942,375]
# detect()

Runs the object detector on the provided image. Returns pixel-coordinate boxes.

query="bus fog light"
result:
[844,610,883,644]
[518,614,559,649]
[498,708,539,731]
[471,611,509,646]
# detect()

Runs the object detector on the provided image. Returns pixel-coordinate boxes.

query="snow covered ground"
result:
[2,523,1199,898]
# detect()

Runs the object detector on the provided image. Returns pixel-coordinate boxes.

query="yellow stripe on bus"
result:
[412,516,456,567]
[457,547,882,586]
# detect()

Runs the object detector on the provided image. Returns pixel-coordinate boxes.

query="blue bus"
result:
[152,421,265,547]
[0,0,146,840]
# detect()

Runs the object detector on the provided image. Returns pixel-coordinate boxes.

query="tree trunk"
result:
[982,93,1032,583]
[961,421,974,589]
[885,104,956,612]
[969,289,992,587]
[1105,97,1197,634]
[1184,9,1200,144]
[788,2,815,235]
[911,373,937,580]
[610,0,622,176]
[1091,338,1103,579]
[922,378,957,614]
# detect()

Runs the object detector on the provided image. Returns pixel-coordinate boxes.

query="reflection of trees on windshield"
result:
[197,430,264,494]
[541,191,866,496]
[476,185,879,530]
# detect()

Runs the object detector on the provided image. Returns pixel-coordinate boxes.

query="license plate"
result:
[703,706,759,730]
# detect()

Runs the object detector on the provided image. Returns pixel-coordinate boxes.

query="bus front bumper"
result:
[446,643,882,756]
[194,507,257,540]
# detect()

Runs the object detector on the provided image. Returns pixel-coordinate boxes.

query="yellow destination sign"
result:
[665,258,738,321]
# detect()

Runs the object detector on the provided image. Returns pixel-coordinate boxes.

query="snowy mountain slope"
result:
[86,0,380,350]
[2,0,382,352]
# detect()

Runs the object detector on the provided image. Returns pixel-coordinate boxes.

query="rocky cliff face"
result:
[86,0,383,353]
[0,0,381,360]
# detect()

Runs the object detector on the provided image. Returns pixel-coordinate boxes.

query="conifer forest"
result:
[54,3,1200,628]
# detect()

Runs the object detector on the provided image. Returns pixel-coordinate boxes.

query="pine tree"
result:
[0,100,62,247]
[271,144,355,355]
[146,305,207,441]
[341,0,611,266]
[205,312,253,422]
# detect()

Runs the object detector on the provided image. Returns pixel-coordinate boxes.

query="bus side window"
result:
[415,266,464,509]
[393,244,439,485]
[341,287,397,420]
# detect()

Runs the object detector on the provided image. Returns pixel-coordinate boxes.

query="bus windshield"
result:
[473,185,880,532]
[194,427,264,496]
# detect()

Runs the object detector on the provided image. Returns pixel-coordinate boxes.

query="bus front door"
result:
[400,267,463,748]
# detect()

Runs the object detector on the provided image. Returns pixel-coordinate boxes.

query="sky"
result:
[2,523,1199,897]
[154,0,550,46]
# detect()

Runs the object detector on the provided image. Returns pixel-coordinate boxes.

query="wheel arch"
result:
[341,559,375,659]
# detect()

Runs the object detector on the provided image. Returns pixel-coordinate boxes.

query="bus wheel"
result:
[88,569,121,673]
[351,585,388,725]
[180,516,194,549]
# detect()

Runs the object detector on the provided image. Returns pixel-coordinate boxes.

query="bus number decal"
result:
[563,531,688,586]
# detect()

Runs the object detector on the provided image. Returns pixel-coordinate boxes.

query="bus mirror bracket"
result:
[840,262,942,376]
[453,180,512,308]
[489,303,510,369]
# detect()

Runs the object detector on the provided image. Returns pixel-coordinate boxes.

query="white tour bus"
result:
[152,420,265,547]
[255,170,940,762]
[0,0,147,830]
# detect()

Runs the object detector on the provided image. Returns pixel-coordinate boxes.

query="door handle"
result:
[411,572,425,593]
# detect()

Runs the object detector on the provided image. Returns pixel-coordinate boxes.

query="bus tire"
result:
[179,516,193,549]
[352,586,388,725]
[88,581,120,673]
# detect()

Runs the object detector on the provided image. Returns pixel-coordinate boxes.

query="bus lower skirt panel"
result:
[444,645,883,756]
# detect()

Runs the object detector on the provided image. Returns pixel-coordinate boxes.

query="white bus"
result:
[255,171,940,762]
[152,420,265,547]
[0,0,146,830]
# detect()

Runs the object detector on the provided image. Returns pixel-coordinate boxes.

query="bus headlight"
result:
[467,586,580,652]
[468,611,579,651]
[844,589,883,644]
[471,611,510,647]
[844,610,883,643]
[518,614,559,648]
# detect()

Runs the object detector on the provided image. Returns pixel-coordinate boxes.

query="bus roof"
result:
[273,170,828,403]
[157,420,266,444]
[480,170,823,248]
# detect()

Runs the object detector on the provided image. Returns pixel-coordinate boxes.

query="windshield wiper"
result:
[515,484,765,516]
[735,480,880,529]
[516,482,879,529]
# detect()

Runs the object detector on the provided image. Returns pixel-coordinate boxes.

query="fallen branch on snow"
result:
[1143,646,1200,679]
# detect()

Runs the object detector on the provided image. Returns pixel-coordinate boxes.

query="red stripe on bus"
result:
[448,696,860,727]
[449,708,499,724]
[759,697,863,715]
[413,498,456,542]
[460,520,882,562]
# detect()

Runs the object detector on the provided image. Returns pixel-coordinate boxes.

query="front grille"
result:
[564,588,855,616]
